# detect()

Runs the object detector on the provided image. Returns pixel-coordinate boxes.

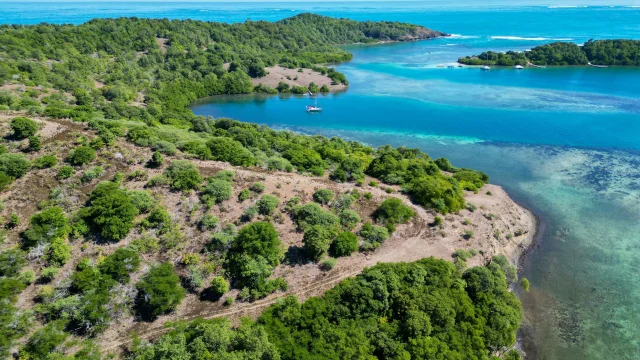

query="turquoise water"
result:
[5,2,640,359]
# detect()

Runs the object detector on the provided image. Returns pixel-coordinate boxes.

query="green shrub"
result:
[213,170,235,182]
[241,206,259,222]
[359,222,389,251]
[201,178,232,206]
[99,247,140,283]
[226,221,284,290]
[147,151,164,168]
[330,231,359,257]
[135,263,185,320]
[291,203,340,232]
[22,206,69,248]
[198,214,219,231]
[21,321,68,359]
[33,155,57,169]
[57,165,74,179]
[81,165,104,183]
[28,135,42,151]
[266,157,293,172]
[66,145,96,166]
[250,182,265,193]
[164,160,202,191]
[521,278,530,292]
[126,190,155,213]
[10,117,38,139]
[257,195,280,216]
[303,225,334,261]
[40,267,59,283]
[224,297,234,306]
[44,237,71,266]
[373,198,415,232]
[152,140,177,155]
[0,248,25,277]
[313,188,334,204]
[320,257,337,271]
[0,153,30,178]
[463,230,474,239]
[238,188,251,202]
[408,175,465,214]
[5,212,19,229]
[0,171,11,190]
[206,137,255,166]
[453,249,474,261]
[209,276,229,300]
[87,181,138,241]
[338,210,360,230]
[142,207,173,234]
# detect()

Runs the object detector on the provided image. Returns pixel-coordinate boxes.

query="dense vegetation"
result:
[133,258,522,360]
[0,13,512,359]
[459,39,640,66]
[0,14,441,126]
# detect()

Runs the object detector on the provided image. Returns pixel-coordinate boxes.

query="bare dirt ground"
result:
[0,115,535,356]
[251,65,348,92]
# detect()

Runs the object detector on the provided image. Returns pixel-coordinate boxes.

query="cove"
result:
[190,7,640,359]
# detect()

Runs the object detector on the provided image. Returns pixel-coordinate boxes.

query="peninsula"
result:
[0,14,531,360]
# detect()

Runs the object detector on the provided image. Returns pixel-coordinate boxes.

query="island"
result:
[0,14,532,360]
[458,39,640,66]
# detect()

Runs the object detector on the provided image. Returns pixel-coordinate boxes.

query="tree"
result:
[10,117,38,139]
[99,247,140,283]
[21,321,68,359]
[88,182,138,241]
[408,175,465,214]
[66,145,96,166]
[164,160,202,191]
[226,222,284,292]
[303,225,334,261]
[22,206,70,248]
[0,153,30,178]
[135,263,185,320]
[44,237,71,266]
[330,231,358,257]
[206,137,255,166]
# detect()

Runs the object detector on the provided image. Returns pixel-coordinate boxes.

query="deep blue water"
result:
[4,2,640,359]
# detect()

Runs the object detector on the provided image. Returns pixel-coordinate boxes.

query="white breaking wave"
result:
[490,36,574,41]
[448,34,480,39]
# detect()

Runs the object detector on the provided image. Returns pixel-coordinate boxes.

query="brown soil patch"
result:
[252,65,347,92]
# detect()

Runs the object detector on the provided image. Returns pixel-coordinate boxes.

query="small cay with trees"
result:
[0,13,534,360]
[458,39,640,66]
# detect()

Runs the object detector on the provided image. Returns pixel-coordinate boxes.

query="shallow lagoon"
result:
[191,14,640,359]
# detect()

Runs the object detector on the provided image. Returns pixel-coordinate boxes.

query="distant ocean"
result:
[5,2,640,359]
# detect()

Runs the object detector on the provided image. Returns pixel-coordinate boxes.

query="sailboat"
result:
[306,90,322,112]
[482,52,491,71]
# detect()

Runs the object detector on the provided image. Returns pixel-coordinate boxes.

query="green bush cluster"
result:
[164,160,202,191]
[10,117,38,139]
[135,263,185,320]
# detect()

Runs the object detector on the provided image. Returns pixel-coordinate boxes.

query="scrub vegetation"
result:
[0,13,521,360]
